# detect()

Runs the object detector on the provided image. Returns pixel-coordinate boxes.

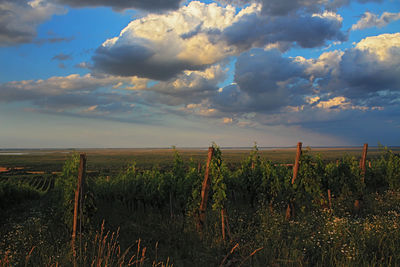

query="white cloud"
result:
[351,11,400,31]
[93,1,346,80]
[354,33,400,61]
[93,1,253,80]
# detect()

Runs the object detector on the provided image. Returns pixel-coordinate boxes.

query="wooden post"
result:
[221,208,231,241]
[72,153,86,266]
[360,143,368,183]
[197,147,214,233]
[291,142,302,184]
[355,144,367,212]
[221,209,226,241]
[286,142,302,220]
[327,189,332,210]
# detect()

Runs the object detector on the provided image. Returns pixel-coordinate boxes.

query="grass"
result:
[5,188,391,266]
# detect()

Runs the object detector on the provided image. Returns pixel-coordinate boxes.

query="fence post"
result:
[197,147,214,233]
[221,209,226,241]
[360,143,368,183]
[72,153,86,266]
[355,144,367,212]
[291,142,302,184]
[327,189,332,210]
[286,142,302,220]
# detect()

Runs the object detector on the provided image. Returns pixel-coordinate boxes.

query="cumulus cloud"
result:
[222,11,346,50]
[0,0,65,46]
[92,1,346,80]
[351,11,400,31]
[92,2,248,80]
[285,33,400,109]
[172,33,399,131]
[330,33,400,100]
[55,0,182,12]
[217,0,383,16]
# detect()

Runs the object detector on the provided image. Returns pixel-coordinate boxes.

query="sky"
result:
[0,0,399,148]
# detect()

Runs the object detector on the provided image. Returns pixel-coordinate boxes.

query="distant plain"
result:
[1,146,399,173]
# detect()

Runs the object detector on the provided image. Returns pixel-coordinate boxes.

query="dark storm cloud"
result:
[212,49,310,113]
[222,12,347,50]
[0,4,34,45]
[298,107,400,145]
[338,47,400,97]
[0,0,64,46]
[55,0,182,12]
[92,44,205,81]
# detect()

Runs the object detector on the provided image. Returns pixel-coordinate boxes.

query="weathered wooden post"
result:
[355,143,368,212]
[360,143,368,183]
[327,189,332,210]
[197,147,214,233]
[221,208,226,241]
[72,153,86,266]
[291,142,302,185]
[286,142,302,220]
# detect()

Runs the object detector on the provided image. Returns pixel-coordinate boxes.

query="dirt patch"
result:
[27,171,45,174]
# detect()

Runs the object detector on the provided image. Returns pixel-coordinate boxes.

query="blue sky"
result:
[0,0,399,148]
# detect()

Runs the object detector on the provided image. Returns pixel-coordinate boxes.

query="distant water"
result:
[0,151,71,155]
[0,152,28,155]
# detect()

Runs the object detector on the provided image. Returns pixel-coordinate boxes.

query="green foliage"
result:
[324,155,364,202]
[236,144,264,207]
[369,147,400,190]
[54,153,96,231]
[0,181,41,210]
[54,153,80,229]
[293,152,325,212]
[210,143,229,211]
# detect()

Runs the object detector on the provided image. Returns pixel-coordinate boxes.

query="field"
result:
[0,146,393,172]
[1,145,400,266]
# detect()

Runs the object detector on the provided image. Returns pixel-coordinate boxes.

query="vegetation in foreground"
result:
[1,145,400,266]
